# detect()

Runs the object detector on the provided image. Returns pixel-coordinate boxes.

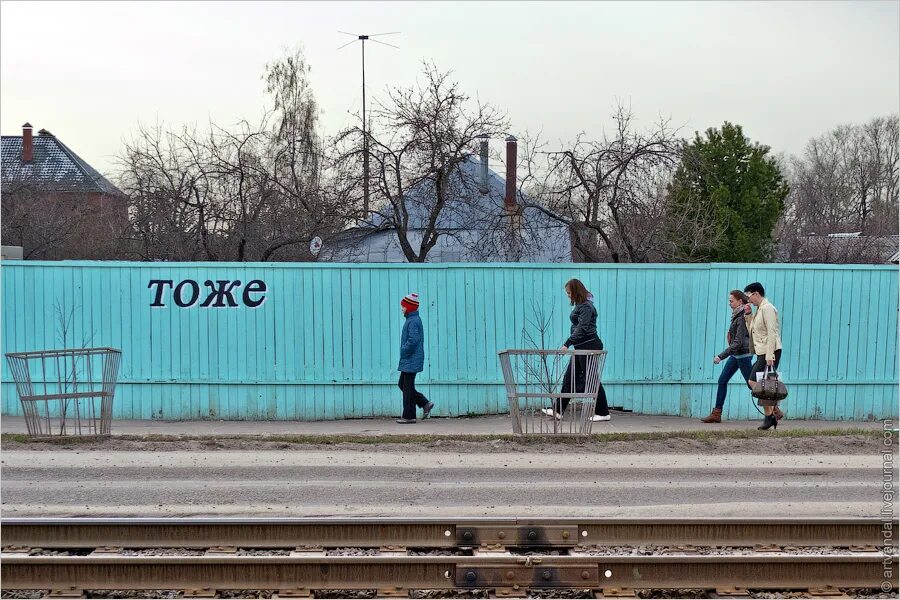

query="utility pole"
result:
[360,36,368,213]
[338,31,399,215]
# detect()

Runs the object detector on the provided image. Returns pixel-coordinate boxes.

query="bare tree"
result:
[116,123,225,261]
[860,115,899,234]
[332,63,508,263]
[656,168,728,263]
[261,48,348,260]
[519,104,684,263]
[52,298,98,434]
[1,180,123,260]
[205,119,274,262]
[2,183,82,258]
[780,115,899,263]
[115,48,344,262]
[520,300,558,399]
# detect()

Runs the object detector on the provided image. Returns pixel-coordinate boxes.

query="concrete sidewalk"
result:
[0,412,884,437]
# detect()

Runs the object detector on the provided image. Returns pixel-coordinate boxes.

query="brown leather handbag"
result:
[750,367,788,407]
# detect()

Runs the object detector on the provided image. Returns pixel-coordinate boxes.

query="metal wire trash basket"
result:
[498,349,607,435]
[5,348,122,438]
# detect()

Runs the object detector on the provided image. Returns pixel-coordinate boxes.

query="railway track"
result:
[1,518,896,598]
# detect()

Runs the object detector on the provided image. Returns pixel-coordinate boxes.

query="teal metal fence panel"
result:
[2,261,897,421]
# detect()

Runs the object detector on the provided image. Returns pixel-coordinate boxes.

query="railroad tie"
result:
[46,588,84,599]
[375,587,409,598]
[807,587,852,599]
[88,546,123,555]
[675,544,701,555]
[473,542,509,556]
[290,545,325,557]
[711,587,752,599]
[597,588,637,598]
[489,589,528,598]
[378,544,408,556]
[183,588,216,599]
[273,588,311,599]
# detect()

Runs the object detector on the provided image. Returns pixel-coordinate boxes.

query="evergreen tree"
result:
[667,122,789,262]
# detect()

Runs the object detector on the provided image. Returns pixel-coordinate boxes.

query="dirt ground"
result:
[0,432,887,454]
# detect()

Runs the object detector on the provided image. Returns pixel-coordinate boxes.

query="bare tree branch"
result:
[518,104,687,262]
[330,62,509,262]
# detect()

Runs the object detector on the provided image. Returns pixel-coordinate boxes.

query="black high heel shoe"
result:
[757,414,777,431]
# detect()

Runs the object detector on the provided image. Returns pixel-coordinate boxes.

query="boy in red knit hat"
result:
[397,293,433,423]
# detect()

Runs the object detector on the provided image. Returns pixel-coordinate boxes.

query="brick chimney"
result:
[478,135,489,194]
[504,135,517,211]
[22,123,33,163]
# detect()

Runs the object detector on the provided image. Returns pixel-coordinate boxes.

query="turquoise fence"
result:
[1,261,897,421]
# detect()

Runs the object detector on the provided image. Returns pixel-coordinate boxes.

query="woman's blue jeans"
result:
[716,355,753,410]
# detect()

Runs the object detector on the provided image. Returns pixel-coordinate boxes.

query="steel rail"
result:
[1,555,895,591]
[1,518,890,549]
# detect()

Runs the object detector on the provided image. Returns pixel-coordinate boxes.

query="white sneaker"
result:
[590,414,611,422]
[541,408,562,420]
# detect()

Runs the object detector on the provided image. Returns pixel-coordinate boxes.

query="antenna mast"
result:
[338,31,400,215]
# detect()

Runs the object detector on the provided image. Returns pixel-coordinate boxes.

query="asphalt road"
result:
[0,450,888,518]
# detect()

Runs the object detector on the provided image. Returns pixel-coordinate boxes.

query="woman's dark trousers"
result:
[398,372,429,420]
[554,338,609,417]
[747,349,783,389]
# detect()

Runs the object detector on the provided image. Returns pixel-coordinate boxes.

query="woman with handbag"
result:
[744,282,784,430]
[701,290,754,423]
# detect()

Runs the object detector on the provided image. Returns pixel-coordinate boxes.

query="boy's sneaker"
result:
[589,414,611,422]
[395,418,417,424]
[423,402,435,418]
[541,408,562,420]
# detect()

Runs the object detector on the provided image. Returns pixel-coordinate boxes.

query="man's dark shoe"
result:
[423,402,435,418]
[396,418,417,424]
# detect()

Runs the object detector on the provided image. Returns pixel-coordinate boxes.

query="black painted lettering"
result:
[174,280,201,307]
[242,280,267,308]
[200,279,242,307]
[148,280,174,307]
[151,278,269,308]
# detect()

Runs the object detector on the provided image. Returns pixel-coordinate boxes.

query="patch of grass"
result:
[586,427,883,443]
[0,427,883,447]
[1,433,110,445]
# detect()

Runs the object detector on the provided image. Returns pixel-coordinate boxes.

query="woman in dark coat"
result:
[701,290,753,423]
[541,278,611,422]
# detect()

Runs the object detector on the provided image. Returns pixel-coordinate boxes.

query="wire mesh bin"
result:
[5,348,122,438]
[498,349,607,435]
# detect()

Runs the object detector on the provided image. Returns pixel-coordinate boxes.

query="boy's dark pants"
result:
[399,372,429,420]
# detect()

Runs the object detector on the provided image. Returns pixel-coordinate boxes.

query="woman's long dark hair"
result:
[565,279,591,305]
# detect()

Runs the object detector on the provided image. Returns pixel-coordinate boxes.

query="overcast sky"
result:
[2,1,898,177]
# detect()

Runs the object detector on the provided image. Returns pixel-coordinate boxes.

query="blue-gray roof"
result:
[325,156,572,263]
[1,132,123,196]
[368,156,557,232]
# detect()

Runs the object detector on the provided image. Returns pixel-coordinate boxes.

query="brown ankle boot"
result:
[701,408,722,423]
[773,406,784,421]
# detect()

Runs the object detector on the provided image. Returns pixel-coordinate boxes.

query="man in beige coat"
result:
[744,282,784,430]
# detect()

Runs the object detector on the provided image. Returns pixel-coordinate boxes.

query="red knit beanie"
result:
[401,293,420,313]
